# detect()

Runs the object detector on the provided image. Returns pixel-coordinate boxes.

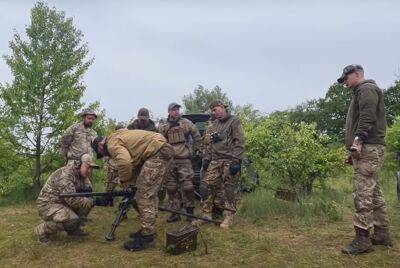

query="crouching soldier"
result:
[35,154,100,244]
[92,129,173,251]
[196,100,244,228]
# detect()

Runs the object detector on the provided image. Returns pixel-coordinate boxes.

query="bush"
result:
[245,116,345,197]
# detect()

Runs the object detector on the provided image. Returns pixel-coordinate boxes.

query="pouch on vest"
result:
[166,224,198,255]
[167,126,186,144]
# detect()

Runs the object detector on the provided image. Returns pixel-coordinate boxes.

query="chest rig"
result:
[167,121,188,144]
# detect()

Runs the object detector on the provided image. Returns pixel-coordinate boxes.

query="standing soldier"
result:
[158,102,202,223]
[92,129,173,251]
[127,108,157,131]
[337,64,392,254]
[35,154,101,244]
[59,108,97,163]
[196,100,244,228]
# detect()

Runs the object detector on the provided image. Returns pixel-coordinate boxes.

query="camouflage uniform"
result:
[104,156,119,191]
[35,163,94,240]
[107,129,173,235]
[201,110,244,226]
[158,116,202,212]
[59,122,96,188]
[127,119,157,132]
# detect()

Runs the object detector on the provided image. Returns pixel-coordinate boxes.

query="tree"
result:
[0,2,93,194]
[182,85,233,113]
[384,81,400,126]
[245,116,344,198]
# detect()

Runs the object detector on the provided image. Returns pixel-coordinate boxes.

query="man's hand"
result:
[350,137,362,160]
[229,160,242,176]
[202,159,211,171]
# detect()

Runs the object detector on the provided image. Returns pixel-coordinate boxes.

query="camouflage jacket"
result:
[127,119,157,132]
[104,156,119,186]
[158,116,202,159]
[203,113,244,161]
[36,164,93,211]
[59,122,97,160]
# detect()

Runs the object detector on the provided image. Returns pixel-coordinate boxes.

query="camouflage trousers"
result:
[35,203,92,237]
[200,159,241,216]
[166,158,195,210]
[135,144,173,235]
[352,144,389,230]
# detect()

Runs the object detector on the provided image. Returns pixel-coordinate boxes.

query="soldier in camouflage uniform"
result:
[35,154,100,244]
[158,102,202,223]
[59,108,97,189]
[337,65,392,255]
[195,100,244,228]
[127,108,157,131]
[92,129,173,252]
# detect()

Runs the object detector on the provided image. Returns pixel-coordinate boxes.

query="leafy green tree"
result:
[245,116,344,197]
[182,85,233,113]
[0,2,92,194]
[384,81,400,126]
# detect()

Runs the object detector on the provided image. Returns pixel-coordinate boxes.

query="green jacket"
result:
[127,119,157,132]
[345,80,387,148]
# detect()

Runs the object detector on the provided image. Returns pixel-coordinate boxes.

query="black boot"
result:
[212,207,224,220]
[186,207,195,222]
[129,230,142,239]
[371,226,393,247]
[342,227,373,255]
[66,228,89,237]
[166,213,181,223]
[123,233,154,252]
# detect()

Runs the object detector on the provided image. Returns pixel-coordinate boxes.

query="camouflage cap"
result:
[209,100,227,110]
[168,102,181,111]
[337,64,364,84]
[80,154,99,168]
[80,108,97,118]
[137,108,150,119]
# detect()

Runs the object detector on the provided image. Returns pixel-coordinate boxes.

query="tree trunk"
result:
[33,131,42,195]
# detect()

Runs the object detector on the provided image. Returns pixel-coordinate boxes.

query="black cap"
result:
[337,64,364,84]
[92,136,105,158]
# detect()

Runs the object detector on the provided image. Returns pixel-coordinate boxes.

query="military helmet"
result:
[80,154,99,169]
[80,108,97,118]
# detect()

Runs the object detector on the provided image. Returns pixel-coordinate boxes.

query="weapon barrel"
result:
[59,189,133,198]
[158,206,222,225]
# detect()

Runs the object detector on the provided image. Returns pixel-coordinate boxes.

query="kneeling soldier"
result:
[92,129,173,251]
[35,154,99,244]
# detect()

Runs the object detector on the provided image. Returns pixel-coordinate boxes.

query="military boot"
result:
[124,233,154,252]
[186,207,195,222]
[342,227,373,255]
[66,228,89,237]
[35,225,50,244]
[166,213,181,223]
[371,226,393,247]
[220,212,234,229]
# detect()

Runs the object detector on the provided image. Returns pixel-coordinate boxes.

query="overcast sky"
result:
[1,1,400,121]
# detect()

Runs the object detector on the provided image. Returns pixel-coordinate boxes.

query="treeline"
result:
[1,2,399,202]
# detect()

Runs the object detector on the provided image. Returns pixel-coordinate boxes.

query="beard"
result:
[84,122,93,128]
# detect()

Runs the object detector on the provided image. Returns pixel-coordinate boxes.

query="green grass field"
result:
[1,174,400,267]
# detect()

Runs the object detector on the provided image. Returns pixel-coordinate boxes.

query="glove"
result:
[202,159,211,171]
[350,137,362,160]
[229,160,242,176]
[94,196,113,207]
[344,150,353,165]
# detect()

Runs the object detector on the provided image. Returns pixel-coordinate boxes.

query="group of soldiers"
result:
[35,100,244,252]
[35,64,393,255]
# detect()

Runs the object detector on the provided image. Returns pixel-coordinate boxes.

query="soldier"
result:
[196,100,244,228]
[103,122,126,192]
[158,102,202,223]
[59,108,97,162]
[338,65,392,254]
[92,129,173,251]
[35,154,103,244]
[127,108,157,131]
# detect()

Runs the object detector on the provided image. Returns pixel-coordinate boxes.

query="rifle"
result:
[59,188,222,241]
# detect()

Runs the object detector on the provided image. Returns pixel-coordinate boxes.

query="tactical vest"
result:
[167,125,186,144]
